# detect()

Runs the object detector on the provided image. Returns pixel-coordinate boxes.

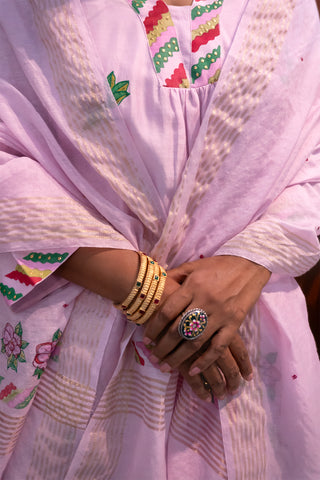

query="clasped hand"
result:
[143,255,271,401]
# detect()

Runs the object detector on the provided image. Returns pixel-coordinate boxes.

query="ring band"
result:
[178,308,208,341]
[200,373,212,393]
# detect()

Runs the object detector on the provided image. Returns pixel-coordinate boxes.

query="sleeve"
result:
[0,250,76,308]
[0,149,136,310]
[215,145,320,277]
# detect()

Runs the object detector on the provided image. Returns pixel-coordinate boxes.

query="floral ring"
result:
[178,308,208,341]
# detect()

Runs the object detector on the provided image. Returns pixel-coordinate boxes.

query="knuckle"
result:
[188,271,203,289]
[187,340,203,354]
[211,375,225,390]
[229,367,240,380]
[238,349,250,363]
[225,301,246,323]
[213,344,228,357]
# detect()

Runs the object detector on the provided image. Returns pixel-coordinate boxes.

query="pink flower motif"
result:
[2,323,22,358]
[32,342,57,370]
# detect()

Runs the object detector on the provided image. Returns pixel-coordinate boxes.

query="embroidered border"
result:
[131,0,189,87]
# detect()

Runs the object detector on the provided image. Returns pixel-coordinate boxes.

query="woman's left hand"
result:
[143,255,270,375]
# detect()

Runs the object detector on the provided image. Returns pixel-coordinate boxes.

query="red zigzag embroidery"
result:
[192,24,220,53]
[6,271,42,287]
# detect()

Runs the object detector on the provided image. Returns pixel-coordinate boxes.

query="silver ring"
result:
[178,308,208,341]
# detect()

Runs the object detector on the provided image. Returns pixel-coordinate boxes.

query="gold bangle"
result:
[114,252,147,311]
[126,258,155,319]
[136,267,167,325]
[135,263,161,316]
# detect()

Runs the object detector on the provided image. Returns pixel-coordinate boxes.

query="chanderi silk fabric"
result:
[0,0,320,478]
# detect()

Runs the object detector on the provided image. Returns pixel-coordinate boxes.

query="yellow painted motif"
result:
[191,15,219,41]
[16,264,52,280]
[147,13,174,46]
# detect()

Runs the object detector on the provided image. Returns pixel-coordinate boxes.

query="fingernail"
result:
[217,394,226,400]
[205,396,212,403]
[245,373,254,381]
[230,389,239,396]
[143,337,152,345]
[160,363,171,373]
[149,355,159,364]
[189,367,201,376]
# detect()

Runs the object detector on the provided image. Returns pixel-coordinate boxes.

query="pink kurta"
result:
[0,0,320,479]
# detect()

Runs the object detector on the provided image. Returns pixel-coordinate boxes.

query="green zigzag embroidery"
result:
[191,0,224,20]
[107,71,130,105]
[191,46,221,83]
[131,0,147,13]
[23,252,69,264]
[0,283,23,302]
[154,38,180,73]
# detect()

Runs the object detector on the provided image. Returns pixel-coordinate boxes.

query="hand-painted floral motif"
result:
[107,71,130,105]
[0,382,17,400]
[33,329,62,379]
[1,322,29,372]
[0,382,38,409]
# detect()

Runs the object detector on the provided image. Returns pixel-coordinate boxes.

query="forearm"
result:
[57,248,140,304]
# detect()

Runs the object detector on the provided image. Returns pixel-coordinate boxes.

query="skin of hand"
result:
[150,275,254,399]
[177,331,253,401]
[143,255,271,376]
[57,248,253,400]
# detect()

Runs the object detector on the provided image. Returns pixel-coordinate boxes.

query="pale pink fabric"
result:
[0,0,320,479]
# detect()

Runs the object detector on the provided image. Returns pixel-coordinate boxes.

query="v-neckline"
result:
[129,0,225,88]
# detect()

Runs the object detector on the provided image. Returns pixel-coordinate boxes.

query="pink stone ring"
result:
[178,308,208,341]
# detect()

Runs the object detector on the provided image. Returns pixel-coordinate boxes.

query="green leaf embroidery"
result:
[18,351,26,363]
[21,340,29,350]
[107,71,116,89]
[8,355,18,373]
[1,339,6,354]
[107,71,130,105]
[52,329,62,343]
[0,377,4,384]
[14,322,23,337]
[33,368,44,380]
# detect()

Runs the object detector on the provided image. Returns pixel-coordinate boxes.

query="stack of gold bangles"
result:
[114,252,167,326]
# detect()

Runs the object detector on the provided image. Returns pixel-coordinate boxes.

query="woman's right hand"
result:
[149,277,253,401]
[177,332,253,402]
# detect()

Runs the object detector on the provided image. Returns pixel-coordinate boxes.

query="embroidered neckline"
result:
[129,0,224,88]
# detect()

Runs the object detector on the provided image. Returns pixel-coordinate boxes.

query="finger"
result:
[167,266,187,284]
[228,333,253,381]
[179,362,213,403]
[202,365,227,400]
[216,349,241,394]
[154,310,223,368]
[143,287,192,345]
[188,326,237,375]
